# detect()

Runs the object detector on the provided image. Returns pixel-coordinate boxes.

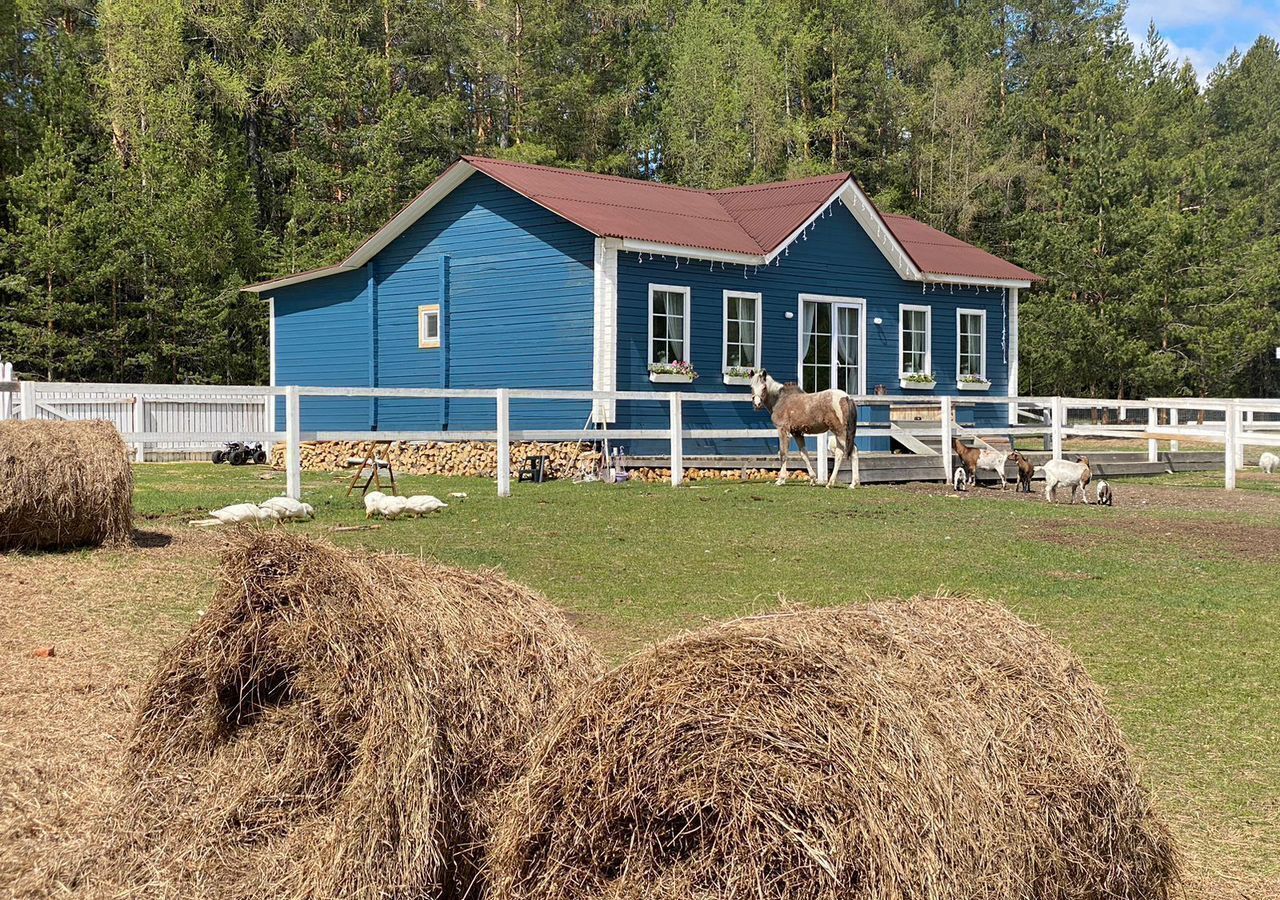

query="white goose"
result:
[363,491,412,520]
[404,495,448,516]
[261,496,315,521]
[188,503,281,527]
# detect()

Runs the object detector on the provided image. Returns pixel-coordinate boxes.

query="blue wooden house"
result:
[243,157,1040,453]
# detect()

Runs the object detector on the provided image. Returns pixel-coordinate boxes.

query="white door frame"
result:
[796,294,867,396]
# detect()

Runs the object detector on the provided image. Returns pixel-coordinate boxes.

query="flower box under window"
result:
[957,377,991,392]
[722,367,753,386]
[900,375,937,390]
[648,362,697,384]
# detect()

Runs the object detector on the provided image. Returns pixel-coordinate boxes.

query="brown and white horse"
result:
[750,370,859,488]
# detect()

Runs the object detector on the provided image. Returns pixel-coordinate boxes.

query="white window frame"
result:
[418,304,441,349]
[648,284,692,366]
[956,307,987,380]
[796,294,867,396]
[722,290,763,373]
[898,303,932,377]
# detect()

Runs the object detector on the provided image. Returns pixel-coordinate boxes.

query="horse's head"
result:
[750,369,770,411]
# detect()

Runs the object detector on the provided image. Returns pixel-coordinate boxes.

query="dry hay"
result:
[489,596,1180,900]
[94,530,601,899]
[0,419,133,551]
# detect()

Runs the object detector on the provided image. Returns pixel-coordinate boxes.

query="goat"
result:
[1040,455,1092,504]
[1095,479,1113,506]
[952,465,969,492]
[951,437,1008,489]
[1261,451,1279,475]
[1009,451,1034,493]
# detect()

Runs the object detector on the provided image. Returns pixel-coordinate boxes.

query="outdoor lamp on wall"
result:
[873,316,883,326]
[784,311,794,319]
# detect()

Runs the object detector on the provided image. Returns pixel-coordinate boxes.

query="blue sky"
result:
[1125,0,1280,82]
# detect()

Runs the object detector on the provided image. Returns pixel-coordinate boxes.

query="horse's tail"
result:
[842,395,858,451]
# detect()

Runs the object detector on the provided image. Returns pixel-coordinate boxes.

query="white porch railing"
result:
[1,378,1277,496]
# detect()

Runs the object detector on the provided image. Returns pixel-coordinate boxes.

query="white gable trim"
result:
[1007,286,1020,424]
[245,158,1033,294]
[267,296,276,386]
[761,181,853,265]
[836,183,924,281]
[625,184,1032,289]
[592,237,619,423]
[617,238,762,267]
[242,162,478,292]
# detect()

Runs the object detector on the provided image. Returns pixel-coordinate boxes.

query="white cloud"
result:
[1162,36,1225,82]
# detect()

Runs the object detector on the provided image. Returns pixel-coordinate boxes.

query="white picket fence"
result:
[1,375,1278,497]
[0,377,274,461]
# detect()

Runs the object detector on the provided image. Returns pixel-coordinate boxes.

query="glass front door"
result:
[801,298,862,395]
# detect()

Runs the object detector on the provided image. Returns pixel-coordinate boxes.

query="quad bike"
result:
[212,441,268,465]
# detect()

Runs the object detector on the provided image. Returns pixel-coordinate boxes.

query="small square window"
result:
[419,304,441,349]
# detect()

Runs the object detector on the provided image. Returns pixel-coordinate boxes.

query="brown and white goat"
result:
[1040,455,1092,504]
[951,437,1008,489]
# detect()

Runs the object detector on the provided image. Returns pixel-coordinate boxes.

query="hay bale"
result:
[105,531,601,899]
[0,419,133,551]
[489,597,1179,900]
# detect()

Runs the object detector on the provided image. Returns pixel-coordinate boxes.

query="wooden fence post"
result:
[940,395,953,484]
[1051,396,1064,459]
[1238,408,1250,469]
[815,433,829,485]
[0,361,12,420]
[1224,401,1238,491]
[496,388,511,497]
[263,392,276,454]
[285,386,302,500]
[133,394,146,463]
[19,380,35,421]
[669,392,684,487]
[1147,405,1158,463]
[1169,408,1179,453]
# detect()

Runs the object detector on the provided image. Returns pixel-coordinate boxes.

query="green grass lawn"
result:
[128,462,1280,886]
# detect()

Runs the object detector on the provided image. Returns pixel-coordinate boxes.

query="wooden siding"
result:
[370,174,595,431]
[613,204,1012,453]
[271,267,374,430]
[273,175,595,434]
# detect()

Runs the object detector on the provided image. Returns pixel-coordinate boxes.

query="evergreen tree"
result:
[0,0,1275,397]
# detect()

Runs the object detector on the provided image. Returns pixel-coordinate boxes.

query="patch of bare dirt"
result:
[904,477,1280,516]
[0,527,216,896]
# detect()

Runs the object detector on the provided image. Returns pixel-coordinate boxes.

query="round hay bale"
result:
[489,597,1179,900]
[106,531,602,899]
[0,419,133,551]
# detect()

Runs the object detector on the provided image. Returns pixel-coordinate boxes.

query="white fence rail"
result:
[1,379,275,461]
[0,378,1277,497]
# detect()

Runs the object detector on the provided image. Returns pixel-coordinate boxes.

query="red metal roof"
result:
[464,156,1040,283]
[879,213,1042,283]
[244,157,1040,292]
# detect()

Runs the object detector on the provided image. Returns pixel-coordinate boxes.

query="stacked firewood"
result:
[269,440,598,479]
[626,468,809,483]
